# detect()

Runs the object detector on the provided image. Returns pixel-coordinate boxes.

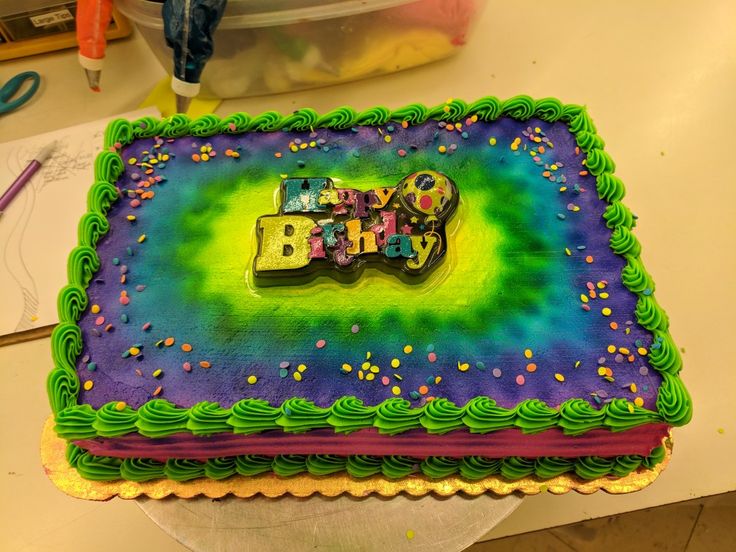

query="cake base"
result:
[40,417,671,500]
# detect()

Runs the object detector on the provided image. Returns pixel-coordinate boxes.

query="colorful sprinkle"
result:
[293,372,303,382]
[341,363,353,373]
[90,304,101,314]
[403,345,413,354]
[585,255,594,264]
[199,360,211,369]
[391,385,401,396]
[391,358,401,368]
[515,375,525,385]
[152,386,162,396]
[457,362,470,372]
[164,337,175,347]
[554,373,565,382]
[115,401,126,411]
[492,368,502,378]
[297,364,307,373]
[634,397,644,407]
[183,362,192,372]
[526,363,537,373]
[181,343,192,352]
[247,375,257,385]
[524,348,533,359]
[427,352,437,363]
[381,376,390,386]
[83,380,94,391]
[601,307,612,317]
[152,369,163,378]
[351,324,360,334]
[316,339,326,349]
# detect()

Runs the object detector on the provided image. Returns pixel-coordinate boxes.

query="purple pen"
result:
[0,141,56,217]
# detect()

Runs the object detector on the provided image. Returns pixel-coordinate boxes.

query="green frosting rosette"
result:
[120,458,166,482]
[234,455,273,477]
[103,118,132,149]
[186,401,231,436]
[219,112,251,134]
[346,455,384,478]
[326,396,377,434]
[621,256,654,293]
[458,456,502,480]
[500,95,535,120]
[164,459,206,481]
[533,97,564,122]
[558,398,606,436]
[611,455,644,478]
[595,173,626,202]
[189,114,221,137]
[656,373,692,425]
[54,405,97,440]
[373,398,423,435]
[78,213,110,247]
[315,106,358,129]
[500,457,535,480]
[421,456,460,479]
[467,96,500,121]
[305,454,348,476]
[92,401,138,437]
[534,457,575,479]
[381,456,418,479]
[204,457,237,480]
[419,398,465,434]
[246,111,281,132]
[75,451,122,481]
[131,116,167,139]
[462,396,517,433]
[276,398,331,433]
[514,399,560,434]
[135,399,189,438]
[67,246,100,289]
[604,398,660,431]
[57,285,88,323]
[272,455,307,477]
[228,399,280,434]
[648,332,683,374]
[280,108,318,132]
[355,106,391,126]
[575,456,615,480]
[87,180,119,215]
[160,114,191,138]
[390,103,428,125]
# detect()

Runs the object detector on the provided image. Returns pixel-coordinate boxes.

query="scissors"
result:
[0,71,41,115]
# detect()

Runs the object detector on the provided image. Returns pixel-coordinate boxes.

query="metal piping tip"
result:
[175,94,193,114]
[84,69,101,92]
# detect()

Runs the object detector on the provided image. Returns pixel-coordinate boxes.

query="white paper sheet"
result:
[0,107,159,337]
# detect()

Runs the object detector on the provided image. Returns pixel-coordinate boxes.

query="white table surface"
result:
[1,0,735,549]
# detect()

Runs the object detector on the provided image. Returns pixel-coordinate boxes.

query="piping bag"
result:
[163,0,227,113]
[76,0,114,91]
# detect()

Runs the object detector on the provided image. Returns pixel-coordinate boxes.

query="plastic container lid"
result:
[117,0,419,30]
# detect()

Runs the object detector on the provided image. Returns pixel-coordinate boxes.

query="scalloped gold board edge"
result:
[40,417,672,500]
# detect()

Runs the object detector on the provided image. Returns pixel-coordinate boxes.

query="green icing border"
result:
[48,96,692,453]
[66,442,667,482]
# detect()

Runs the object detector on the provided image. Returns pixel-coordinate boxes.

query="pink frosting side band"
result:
[75,424,671,462]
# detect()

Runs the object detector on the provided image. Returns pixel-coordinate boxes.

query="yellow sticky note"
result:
[139,77,222,118]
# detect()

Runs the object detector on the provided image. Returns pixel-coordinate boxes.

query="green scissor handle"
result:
[0,71,41,115]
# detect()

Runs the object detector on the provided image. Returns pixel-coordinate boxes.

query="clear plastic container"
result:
[116,0,485,98]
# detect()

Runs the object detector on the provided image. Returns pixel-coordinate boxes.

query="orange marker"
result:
[76,0,114,91]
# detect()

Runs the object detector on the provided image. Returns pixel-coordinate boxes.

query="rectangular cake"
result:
[47,95,691,488]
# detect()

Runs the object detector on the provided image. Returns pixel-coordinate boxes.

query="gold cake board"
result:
[40,416,671,500]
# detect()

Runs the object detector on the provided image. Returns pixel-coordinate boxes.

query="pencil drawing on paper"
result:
[1,134,100,333]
